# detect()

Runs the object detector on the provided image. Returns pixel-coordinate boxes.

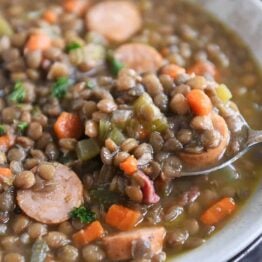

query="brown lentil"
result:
[38,164,55,181]
[14,171,36,189]
[170,94,189,115]
[82,245,106,262]
[27,223,47,239]
[12,215,30,234]
[27,122,43,141]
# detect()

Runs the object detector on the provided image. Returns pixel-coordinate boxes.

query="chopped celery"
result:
[133,93,168,133]
[99,119,112,142]
[108,127,126,145]
[216,84,232,103]
[0,16,13,37]
[125,118,141,139]
[133,93,153,111]
[150,118,168,132]
[76,139,100,161]
[134,93,163,122]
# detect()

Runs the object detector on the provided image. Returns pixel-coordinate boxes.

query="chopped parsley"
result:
[8,81,26,103]
[0,125,5,135]
[65,42,82,52]
[107,51,124,76]
[17,122,29,133]
[70,206,96,224]
[52,77,70,99]
[86,79,96,89]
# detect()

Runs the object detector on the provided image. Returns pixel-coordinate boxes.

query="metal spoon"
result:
[182,115,262,176]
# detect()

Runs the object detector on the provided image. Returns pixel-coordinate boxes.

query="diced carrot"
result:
[25,33,51,52]
[105,204,141,231]
[0,168,12,178]
[63,0,88,15]
[0,167,14,185]
[187,89,212,116]
[188,61,220,80]
[161,64,186,79]
[43,10,58,24]
[54,112,83,139]
[201,197,236,225]
[119,156,138,175]
[72,221,104,247]
[0,135,15,152]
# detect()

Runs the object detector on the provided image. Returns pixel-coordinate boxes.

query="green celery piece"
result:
[76,139,100,161]
[133,93,159,120]
[99,119,112,142]
[0,16,13,37]
[150,118,168,132]
[216,84,232,103]
[108,127,126,145]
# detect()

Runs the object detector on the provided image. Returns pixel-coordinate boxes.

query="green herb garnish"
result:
[107,51,124,76]
[86,79,96,89]
[9,81,26,103]
[0,125,5,135]
[52,77,70,99]
[66,42,82,52]
[17,122,28,133]
[70,206,96,224]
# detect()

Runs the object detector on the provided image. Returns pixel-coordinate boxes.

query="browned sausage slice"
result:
[103,227,166,261]
[17,163,83,224]
[180,113,230,169]
[115,43,164,73]
[86,1,142,43]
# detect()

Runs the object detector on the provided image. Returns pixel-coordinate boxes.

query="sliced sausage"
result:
[180,113,230,169]
[17,163,83,224]
[115,43,164,73]
[103,227,166,261]
[86,1,142,43]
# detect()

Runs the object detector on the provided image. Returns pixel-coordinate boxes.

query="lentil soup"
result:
[0,0,261,261]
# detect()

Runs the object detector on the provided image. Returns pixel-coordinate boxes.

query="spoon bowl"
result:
[182,115,262,176]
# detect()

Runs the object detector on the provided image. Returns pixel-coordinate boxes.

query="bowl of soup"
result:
[0,0,261,261]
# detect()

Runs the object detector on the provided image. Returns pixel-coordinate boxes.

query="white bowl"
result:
[173,1,262,261]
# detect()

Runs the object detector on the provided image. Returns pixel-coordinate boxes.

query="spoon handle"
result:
[247,129,262,147]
